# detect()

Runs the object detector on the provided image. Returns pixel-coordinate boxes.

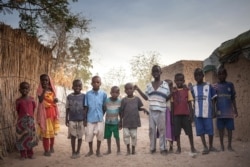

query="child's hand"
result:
[119,120,122,129]
[83,121,87,127]
[65,119,69,127]
[134,85,138,90]
[54,98,58,103]
[143,109,149,115]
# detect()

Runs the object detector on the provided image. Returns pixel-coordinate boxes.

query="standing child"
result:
[191,68,217,155]
[84,76,107,157]
[16,82,37,160]
[65,79,85,158]
[103,86,122,155]
[135,65,170,155]
[120,83,149,155]
[171,73,197,154]
[37,74,60,156]
[213,66,238,151]
[165,79,175,152]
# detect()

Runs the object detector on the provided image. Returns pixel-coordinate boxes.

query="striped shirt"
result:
[191,83,217,118]
[145,80,170,112]
[105,98,121,125]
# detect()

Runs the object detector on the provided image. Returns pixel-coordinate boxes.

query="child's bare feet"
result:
[228,146,234,152]
[103,150,111,155]
[221,145,225,151]
[96,151,102,157]
[85,151,93,157]
[175,148,181,154]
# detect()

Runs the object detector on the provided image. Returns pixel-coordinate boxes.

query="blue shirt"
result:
[84,89,107,123]
[213,81,236,118]
[191,83,217,118]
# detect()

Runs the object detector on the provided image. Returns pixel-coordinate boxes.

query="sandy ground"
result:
[1,113,250,167]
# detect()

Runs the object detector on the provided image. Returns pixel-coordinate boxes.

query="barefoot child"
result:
[16,82,37,160]
[65,79,85,158]
[103,86,122,155]
[171,73,197,154]
[84,76,107,157]
[213,66,238,151]
[120,83,149,155]
[191,68,217,154]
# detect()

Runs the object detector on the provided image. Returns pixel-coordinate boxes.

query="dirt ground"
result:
[1,113,250,167]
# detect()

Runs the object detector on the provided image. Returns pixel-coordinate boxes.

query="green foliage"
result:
[0,0,88,36]
[130,51,161,89]
[69,38,92,83]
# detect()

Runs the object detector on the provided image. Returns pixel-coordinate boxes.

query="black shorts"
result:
[174,115,193,136]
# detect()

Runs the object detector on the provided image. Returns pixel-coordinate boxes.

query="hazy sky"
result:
[1,0,250,81]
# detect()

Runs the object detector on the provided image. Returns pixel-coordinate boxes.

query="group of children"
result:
[15,64,238,160]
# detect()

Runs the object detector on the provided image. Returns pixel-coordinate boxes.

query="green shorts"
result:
[104,124,119,139]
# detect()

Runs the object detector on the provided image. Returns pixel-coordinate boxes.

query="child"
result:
[65,79,85,158]
[135,65,170,155]
[213,66,238,151]
[84,76,107,157]
[171,73,196,154]
[120,83,149,155]
[16,82,37,160]
[37,74,60,156]
[103,86,122,155]
[191,68,217,155]
[164,79,175,152]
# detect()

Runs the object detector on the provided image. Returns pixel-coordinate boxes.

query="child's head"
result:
[91,76,101,91]
[19,81,30,97]
[194,68,204,84]
[40,74,50,89]
[217,65,227,83]
[110,86,120,100]
[151,65,162,80]
[174,73,185,88]
[124,82,134,97]
[72,79,82,94]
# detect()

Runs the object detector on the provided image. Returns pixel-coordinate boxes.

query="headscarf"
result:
[36,74,59,132]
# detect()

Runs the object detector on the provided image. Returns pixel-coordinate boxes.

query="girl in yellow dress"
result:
[37,74,60,156]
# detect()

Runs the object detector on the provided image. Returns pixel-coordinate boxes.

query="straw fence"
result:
[0,23,52,158]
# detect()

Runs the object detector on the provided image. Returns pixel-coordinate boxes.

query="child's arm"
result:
[188,101,194,122]
[134,85,148,100]
[232,99,238,118]
[139,107,149,115]
[65,108,69,127]
[170,102,174,124]
[83,106,88,127]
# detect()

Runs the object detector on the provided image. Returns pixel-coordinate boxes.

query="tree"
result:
[130,51,161,90]
[102,67,127,95]
[0,0,89,36]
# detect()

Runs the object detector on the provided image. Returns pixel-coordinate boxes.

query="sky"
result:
[1,0,250,82]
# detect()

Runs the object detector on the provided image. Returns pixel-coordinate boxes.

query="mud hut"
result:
[0,24,53,158]
[203,29,250,141]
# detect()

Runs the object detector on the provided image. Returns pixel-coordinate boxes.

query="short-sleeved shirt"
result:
[105,98,121,125]
[171,88,193,115]
[16,97,36,120]
[121,96,143,128]
[66,93,85,121]
[84,89,107,123]
[145,80,170,112]
[191,83,217,118]
[213,81,236,118]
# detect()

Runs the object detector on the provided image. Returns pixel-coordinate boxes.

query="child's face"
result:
[151,67,162,79]
[110,88,120,100]
[125,84,134,97]
[72,81,82,94]
[174,76,185,88]
[218,69,227,82]
[19,83,30,96]
[91,77,101,91]
[40,75,50,89]
[194,71,204,84]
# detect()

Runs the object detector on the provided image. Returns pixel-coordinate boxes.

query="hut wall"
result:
[161,60,203,86]
[0,24,52,157]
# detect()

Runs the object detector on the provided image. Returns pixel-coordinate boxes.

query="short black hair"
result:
[151,65,161,72]
[73,79,82,85]
[217,65,227,75]
[175,73,184,79]
[19,81,30,88]
[194,68,204,75]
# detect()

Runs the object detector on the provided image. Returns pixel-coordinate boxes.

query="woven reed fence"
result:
[0,24,53,158]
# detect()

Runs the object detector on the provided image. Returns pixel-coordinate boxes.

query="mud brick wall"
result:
[161,60,203,86]
[205,55,250,141]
